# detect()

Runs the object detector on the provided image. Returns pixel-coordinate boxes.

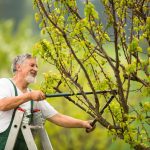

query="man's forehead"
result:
[23,57,38,64]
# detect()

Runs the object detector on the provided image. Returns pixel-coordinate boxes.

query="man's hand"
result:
[85,120,96,133]
[27,90,46,101]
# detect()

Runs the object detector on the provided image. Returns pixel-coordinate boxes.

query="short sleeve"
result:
[35,100,58,119]
[0,78,13,99]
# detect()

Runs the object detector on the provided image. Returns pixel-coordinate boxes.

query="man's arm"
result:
[47,113,93,129]
[0,90,45,111]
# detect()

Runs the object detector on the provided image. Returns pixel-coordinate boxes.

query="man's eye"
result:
[31,64,38,68]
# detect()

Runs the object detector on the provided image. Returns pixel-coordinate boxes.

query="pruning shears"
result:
[45,90,117,133]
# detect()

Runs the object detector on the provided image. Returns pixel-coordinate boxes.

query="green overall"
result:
[0,79,33,150]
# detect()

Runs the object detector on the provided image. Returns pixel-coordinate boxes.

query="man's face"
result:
[17,58,38,83]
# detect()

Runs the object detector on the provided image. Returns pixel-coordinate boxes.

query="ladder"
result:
[4,108,53,150]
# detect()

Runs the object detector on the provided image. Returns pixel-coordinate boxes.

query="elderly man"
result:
[0,53,93,150]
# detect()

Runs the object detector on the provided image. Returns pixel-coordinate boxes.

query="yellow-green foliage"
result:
[32,0,150,149]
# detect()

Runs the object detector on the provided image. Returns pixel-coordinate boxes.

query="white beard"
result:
[25,74,36,83]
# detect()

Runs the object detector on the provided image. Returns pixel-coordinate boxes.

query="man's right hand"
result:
[27,90,46,101]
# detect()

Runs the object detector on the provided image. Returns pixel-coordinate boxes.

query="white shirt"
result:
[0,78,58,133]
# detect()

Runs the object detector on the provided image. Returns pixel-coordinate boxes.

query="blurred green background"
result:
[0,0,137,149]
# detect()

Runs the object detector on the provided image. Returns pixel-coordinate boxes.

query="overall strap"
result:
[31,100,34,112]
[30,100,34,124]
[29,89,34,112]
[8,79,18,97]
[29,89,34,123]
[8,79,18,125]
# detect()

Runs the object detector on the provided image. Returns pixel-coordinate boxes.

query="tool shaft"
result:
[45,90,116,98]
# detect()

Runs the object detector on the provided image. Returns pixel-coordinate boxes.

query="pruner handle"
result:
[86,119,97,133]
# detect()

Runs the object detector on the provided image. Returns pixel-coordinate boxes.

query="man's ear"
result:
[15,64,21,72]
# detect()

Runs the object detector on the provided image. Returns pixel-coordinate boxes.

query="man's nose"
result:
[34,66,38,72]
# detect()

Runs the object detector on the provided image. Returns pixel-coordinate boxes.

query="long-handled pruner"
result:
[85,95,115,133]
[45,90,117,98]
[45,90,116,133]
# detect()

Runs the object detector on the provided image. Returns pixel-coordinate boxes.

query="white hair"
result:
[11,53,33,73]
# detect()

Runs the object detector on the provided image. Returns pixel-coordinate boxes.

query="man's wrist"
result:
[23,92,31,101]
